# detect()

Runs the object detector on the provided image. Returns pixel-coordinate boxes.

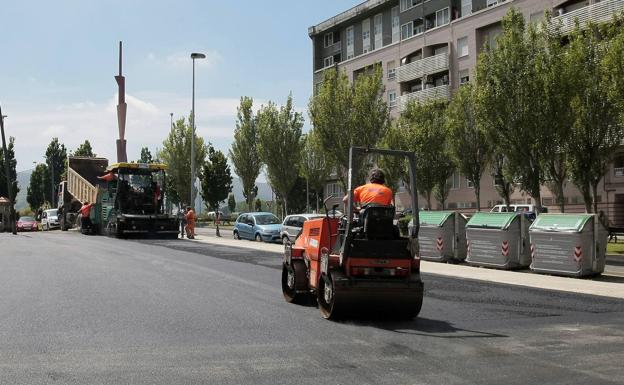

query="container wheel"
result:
[318,272,342,320]
[282,260,309,304]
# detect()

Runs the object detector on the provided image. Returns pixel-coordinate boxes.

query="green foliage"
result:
[27,163,48,211]
[200,145,233,212]
[227,193,236,213]
[0,136,19,201]
[398,215,413,237]
[257,94,304,214]
[445,83,491,210]
[308,66,389,187]
[300,130,331,210]
[475,9,545,206]
[139,147,154,163]
[73,140,95,157]
[399,99,451,209]
[378,122,408,196]
[159,116,208,206]
[604,23,624,128]
[229,97,262,211]
[566,23,622,213]
[44,138,66,206]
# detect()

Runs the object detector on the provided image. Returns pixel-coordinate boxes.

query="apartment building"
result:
[310,0,624,224]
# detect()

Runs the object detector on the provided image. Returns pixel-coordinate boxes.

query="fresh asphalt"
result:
[1,230,623,385]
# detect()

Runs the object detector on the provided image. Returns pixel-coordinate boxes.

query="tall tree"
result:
[445,83,491,211]
[200,145,233,237]
[566,23,622,213]
[399,99,449,210]
[227,193,236,213]
[300,130,332,212]
[44,138,66,207]
[308,66,389,187]
[159,116,208,207]
[27,163,48,211]
[73,140,95,157]
[0,136,19,201]
[139,147,154,163]
[257,94,304,215]
[536,18,574,212]
[475,9,545,210]
[378,122,408,200]
[603,20,624,128]
[229,97,262,212]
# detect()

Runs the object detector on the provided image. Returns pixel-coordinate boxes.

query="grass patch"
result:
[607,242,624,254]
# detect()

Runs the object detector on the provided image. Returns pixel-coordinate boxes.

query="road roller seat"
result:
[360,204,396,240]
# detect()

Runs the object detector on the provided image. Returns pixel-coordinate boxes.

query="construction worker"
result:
[185,206,196,239]
[79,201,94,234]
[343,168,393,209]
[178,207,187,239]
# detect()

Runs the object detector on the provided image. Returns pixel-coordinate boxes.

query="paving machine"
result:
[282,147,423,320]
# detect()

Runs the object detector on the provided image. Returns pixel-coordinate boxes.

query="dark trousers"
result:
[81,216,93,233]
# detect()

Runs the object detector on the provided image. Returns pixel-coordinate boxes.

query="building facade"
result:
[310,0,624,225]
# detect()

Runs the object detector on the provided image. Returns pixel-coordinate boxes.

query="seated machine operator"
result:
[342,168,393,209]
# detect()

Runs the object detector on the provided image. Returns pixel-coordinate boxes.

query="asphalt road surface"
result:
[1,231,623,385]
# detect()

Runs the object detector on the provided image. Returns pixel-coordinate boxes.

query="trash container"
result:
[529,214,607,277]
[465,212,530,269]
[415,211,467,262]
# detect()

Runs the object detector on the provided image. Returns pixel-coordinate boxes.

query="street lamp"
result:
[190,52,206,208]
[170,112,174,130]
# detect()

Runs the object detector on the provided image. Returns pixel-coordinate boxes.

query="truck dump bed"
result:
[67,157,109,204]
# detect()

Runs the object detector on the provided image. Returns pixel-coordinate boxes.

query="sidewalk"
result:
[189,228,624,300]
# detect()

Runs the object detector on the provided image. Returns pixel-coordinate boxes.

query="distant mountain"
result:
[15,169,32,211]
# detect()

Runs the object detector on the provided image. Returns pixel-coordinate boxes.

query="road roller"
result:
[282,147,424,320]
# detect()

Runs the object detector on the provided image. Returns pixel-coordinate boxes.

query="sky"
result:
[0,0,358,173]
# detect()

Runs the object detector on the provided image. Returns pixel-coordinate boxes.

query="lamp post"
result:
[170,112,174,130]
[190,52,206,208]
[0,109,16,234]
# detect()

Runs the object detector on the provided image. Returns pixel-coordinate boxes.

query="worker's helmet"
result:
[369,168,385,184]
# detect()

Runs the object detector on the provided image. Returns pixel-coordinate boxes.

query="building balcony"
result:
[397,54,449,83]
[398,84,450,111]
[551,0,624,34]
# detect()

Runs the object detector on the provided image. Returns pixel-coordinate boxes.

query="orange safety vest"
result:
[80,203,93,218]
[353,183,393,206]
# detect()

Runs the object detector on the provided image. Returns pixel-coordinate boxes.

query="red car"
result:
[17,216,38,232]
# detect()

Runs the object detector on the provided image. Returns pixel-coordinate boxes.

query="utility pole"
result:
[0,107,16,234]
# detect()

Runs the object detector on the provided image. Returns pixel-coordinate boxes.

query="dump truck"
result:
[282,147,423,320]
[58,156,179,238]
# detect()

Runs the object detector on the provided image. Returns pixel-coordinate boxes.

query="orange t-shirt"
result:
[80,203,93,218]
[353,183,393,206]
[185,210,196,224]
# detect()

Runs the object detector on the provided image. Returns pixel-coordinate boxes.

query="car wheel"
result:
[46,223,50,231]
[282,235,289,244]
[255,233,263,242]
[233,231,240,240]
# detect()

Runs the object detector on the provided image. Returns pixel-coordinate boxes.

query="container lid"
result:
[466,212,516,230]
[419,211,454,226]
[530,214,593,232]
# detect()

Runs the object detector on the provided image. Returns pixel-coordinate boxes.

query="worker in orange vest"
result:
[343,168,393,209]
[79,201,94,234]
[185,206,196,239]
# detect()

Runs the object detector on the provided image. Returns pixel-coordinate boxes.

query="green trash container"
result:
[529,214,607,277]
[466,212,531,269]
[416,211,467,262]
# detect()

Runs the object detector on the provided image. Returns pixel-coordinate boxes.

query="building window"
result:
[392,6,400,43]
[327,183,343,196]
[388,90,397,108]
[374,13,383,50]
[615,155,624,177]
[400,0,421,12]
[387,60,396,80]
[346,26,354,59]
[457,37,469,58]
[362,19,371,53]
[436,8,450,27]
[314,82,323,95]
[450,172,461,189]
[461,0,472,17]
[324,56,334,68]
[324,32,334,48]
[401,22,413,40]
[486,0,498,7]
[459,69,470,84]
[529,11,544,24]
[466,178,474,188]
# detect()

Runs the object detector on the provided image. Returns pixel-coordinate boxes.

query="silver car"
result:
[280,214,325,243]
[41,208,60,231]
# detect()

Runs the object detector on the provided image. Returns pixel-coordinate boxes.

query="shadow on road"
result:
[344,317,507,339]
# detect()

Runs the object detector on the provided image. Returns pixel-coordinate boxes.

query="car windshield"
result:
[255,214,280,225]
[47,209,58,216]
[19,216,35,222]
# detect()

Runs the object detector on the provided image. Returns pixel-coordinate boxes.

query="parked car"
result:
[41,208,60,231]
[16,216,38,232]
[233,212,282,243]
[280,214,325,243]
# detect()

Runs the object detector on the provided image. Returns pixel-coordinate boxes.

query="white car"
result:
[41,208,60,231]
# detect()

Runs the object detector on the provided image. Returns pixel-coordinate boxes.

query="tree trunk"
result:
[592,181,599,215]
[580,183,592,213]
[425,191,432,210]
[475,185,481,212]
